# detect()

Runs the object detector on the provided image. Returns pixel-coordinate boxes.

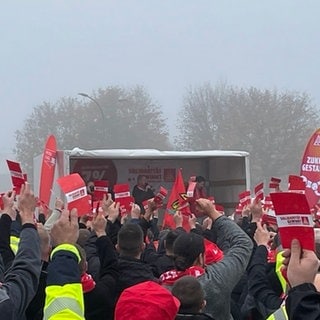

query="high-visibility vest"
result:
[275,251,287,296]
[266,306,288,320]
[43,244,85,320]
[10,235,20,255]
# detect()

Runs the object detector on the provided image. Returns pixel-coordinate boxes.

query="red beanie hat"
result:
[115,281,180,320]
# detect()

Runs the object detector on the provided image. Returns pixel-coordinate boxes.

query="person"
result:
[244,221,283,319]
[160,198,253,320]
[81,210,119,320]
[115,223,157,298]
[172,276,214,319]
[115,281,180,320]
[43,208,85,320]
[132,175,155,213]
[190,176,207,216]
[144,230,181,278]
[282,239,320,320]
[0,184,41,320]
[194,176,207,199]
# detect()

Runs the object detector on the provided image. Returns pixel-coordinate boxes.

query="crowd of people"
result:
[0,174,319,320]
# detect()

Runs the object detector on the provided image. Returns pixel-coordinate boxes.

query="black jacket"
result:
[84,235,119,320]
[175,313,215,319]
[286,283,320,320]
[116,255,158,298]
[245,245,283,318]
[0,225,41,320]
[132,185,155,213]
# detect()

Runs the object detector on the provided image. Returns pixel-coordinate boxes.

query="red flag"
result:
[39,135,57,210]
[163,169,191,231]
[6,160,25,194]
[300,128,320,208]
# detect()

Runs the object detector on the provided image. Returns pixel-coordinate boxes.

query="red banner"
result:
[300,128,320,208]
[39,135,57,210]
[163,169,190,231]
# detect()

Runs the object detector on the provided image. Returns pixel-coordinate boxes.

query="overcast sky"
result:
[1,0,320,174]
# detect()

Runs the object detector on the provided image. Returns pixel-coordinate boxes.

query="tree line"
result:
[15,83,319,185]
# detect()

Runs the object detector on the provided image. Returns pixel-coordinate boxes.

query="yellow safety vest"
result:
[266,306,288,320]
[43,244,85,320]
[275,251,287,296]
[10,235,20,255]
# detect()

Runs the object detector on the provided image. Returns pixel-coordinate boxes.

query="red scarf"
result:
[81,273,96,293]
[160,266,205,286]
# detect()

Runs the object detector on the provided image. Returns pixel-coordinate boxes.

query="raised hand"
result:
[18,184,36,225]
[106,202,120,223]
[282,239,319,288]
[2,190,17,220]
[188,213,197,229]
[196,198,222,222]
[92,212,107,238]
[50,208,79,246]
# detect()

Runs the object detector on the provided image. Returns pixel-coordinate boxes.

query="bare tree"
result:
[15,86,170,177]
[175,83,319,185]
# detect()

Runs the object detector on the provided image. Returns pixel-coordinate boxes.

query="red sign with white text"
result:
[6,160,25,194]
[57,173,91,216]
[270,192,314,251]
[300,128,320,208]
[114,184,133,215]
[93,180,109,201]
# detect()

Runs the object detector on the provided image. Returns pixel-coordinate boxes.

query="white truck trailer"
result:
[34,148,250,214]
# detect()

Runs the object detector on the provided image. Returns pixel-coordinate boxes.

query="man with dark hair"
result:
[161,198,253,320]
[172,276,214,319]
[144,229,181,278]
[116,223,157,297]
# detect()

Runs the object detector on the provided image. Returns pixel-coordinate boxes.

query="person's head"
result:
[173,233,205,271]
[77,229,91,248]
[164,230,180,256]
[117,223,145,258]
[137,175,148,187]
[195,176,205,189]
[172,276,206,314]
[115,281,180,320]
